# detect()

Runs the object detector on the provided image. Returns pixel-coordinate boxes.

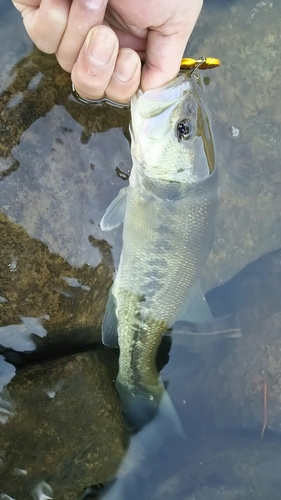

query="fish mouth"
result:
[132,74,193,119]
[130,75,195,151]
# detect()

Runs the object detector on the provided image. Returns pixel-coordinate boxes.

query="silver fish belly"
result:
[101,72,217,429]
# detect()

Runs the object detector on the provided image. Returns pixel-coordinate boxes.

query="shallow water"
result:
[1,0,281,498]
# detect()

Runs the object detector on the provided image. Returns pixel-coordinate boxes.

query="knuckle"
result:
[43,7,67,29]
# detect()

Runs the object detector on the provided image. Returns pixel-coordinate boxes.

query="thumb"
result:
[141,29,187,91]
[140,3,203,92]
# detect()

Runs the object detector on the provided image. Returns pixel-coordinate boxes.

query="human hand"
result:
[12,0,203,103]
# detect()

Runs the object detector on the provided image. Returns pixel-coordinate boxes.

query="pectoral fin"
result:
[100,187,128,231]
[102,287,119,348]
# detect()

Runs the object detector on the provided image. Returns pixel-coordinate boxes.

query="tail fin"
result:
[116,379,184,437]
[95,382,185,499]
[98,388,185,499]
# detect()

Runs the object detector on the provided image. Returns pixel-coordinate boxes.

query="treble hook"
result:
[190,57,207,78]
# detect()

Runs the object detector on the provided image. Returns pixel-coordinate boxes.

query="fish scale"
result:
[115,174,216,395]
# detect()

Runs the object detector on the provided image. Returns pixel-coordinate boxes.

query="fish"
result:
[100,70,218,431]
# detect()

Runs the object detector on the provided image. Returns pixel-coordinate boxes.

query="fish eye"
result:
[176,119,194,141]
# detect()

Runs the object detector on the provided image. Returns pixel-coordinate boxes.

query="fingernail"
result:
[87,28,115,66]
[114,50,139,82]
[88,0,105,8]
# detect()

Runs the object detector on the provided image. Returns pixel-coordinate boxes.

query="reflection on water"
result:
[1,0,281,498]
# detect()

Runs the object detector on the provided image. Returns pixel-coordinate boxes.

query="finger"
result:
[57,0,109,72]
[13,0,71,54]
[113,28,146,53]
[13,0,40,10]
[106,49,141,103]
[141,29,185,91]
[71,25,119,100]
[141,1,203,91]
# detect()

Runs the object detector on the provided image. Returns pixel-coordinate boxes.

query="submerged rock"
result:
[0,212,114,357]
[96,432,281,500]
[189,307,281,436]
[166,248,281,437]
[0,348,128,499]
[156,434,281,500]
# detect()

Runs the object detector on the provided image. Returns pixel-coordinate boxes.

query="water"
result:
[1,0,281,498]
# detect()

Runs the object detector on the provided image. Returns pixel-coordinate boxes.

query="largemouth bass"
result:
[101,71,217,430]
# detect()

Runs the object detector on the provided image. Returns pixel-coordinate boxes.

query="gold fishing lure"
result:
[180,57,221,71]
